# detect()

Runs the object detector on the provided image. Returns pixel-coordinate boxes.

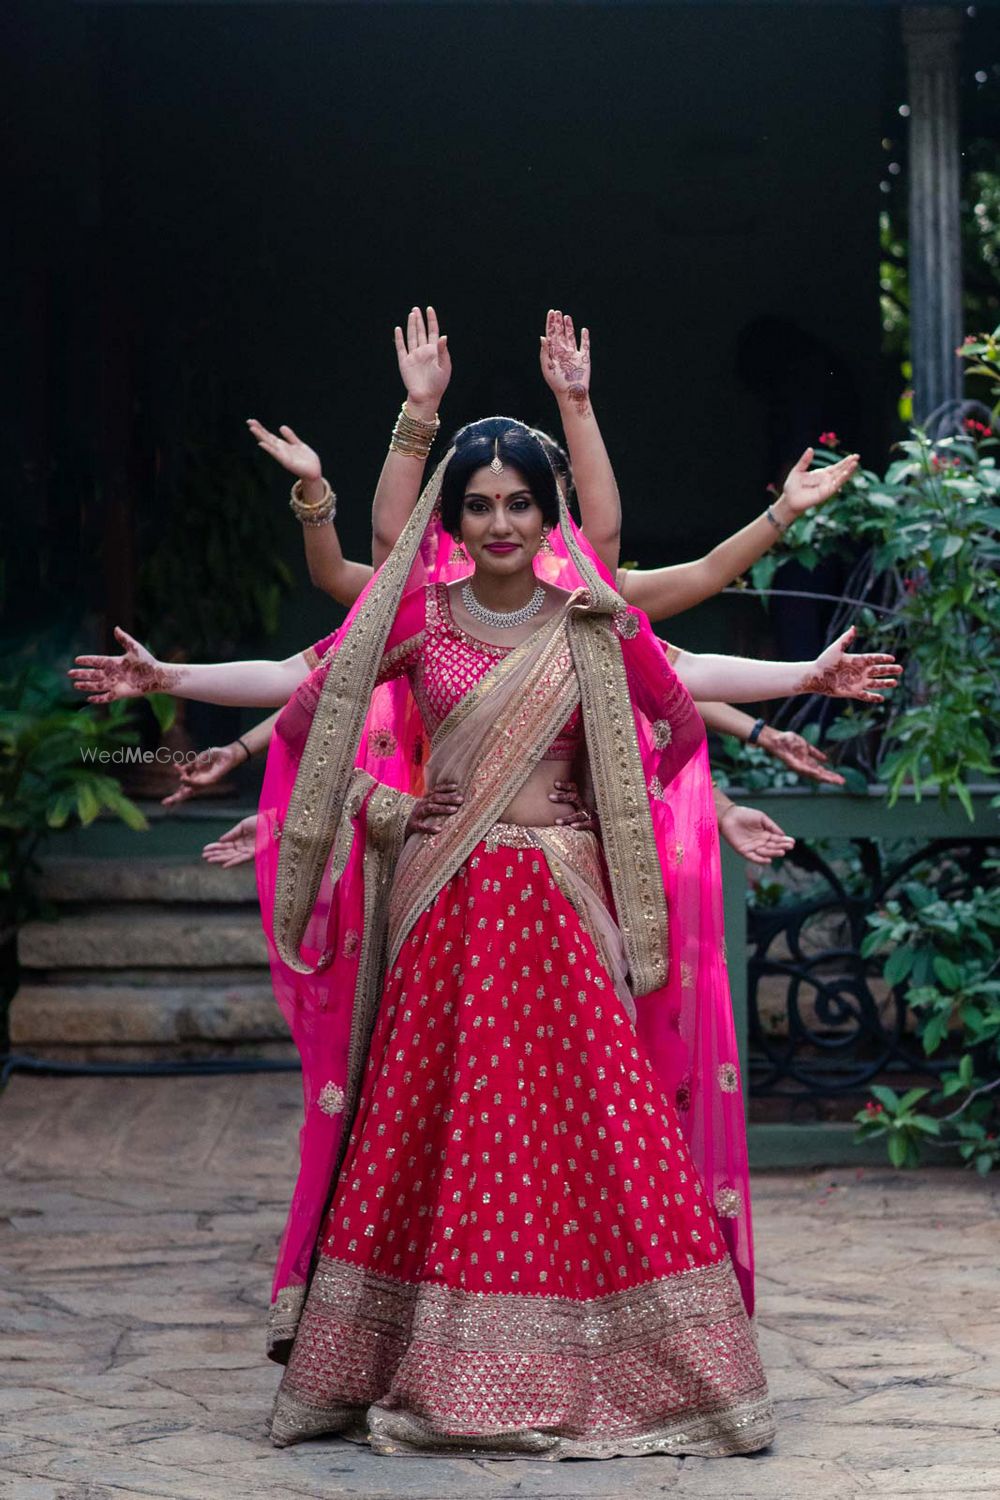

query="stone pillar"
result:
[902,5,963,424]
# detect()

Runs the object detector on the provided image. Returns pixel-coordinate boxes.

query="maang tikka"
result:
[489,439,504,476]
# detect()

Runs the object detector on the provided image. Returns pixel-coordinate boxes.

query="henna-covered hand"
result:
[798,626,902,704]
[780,447,860,517]
[202,815,258,868]
[70,628,178,704]
[161,743,244,809]
[757,726,846,787]
[549,779,596,829]
[539,308,591,417]
[245,419,322,482]
[393,306,451,411]
[719,805,795,866]
[406,779,464,837]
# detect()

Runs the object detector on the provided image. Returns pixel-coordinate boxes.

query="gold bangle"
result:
[399,402,440,432]
[290,477,337,525]
[390,403,439,460]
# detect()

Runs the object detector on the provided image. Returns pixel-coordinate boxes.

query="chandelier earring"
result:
[448,533,469,566]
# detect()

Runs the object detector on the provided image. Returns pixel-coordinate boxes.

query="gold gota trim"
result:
[386,612,582,965]
[301,644,320,671]
[269,780,413,1366]
[567,612,670,994]
[273,450,454,975]
[266,1281,306,1361]
[268,1257,775,1457]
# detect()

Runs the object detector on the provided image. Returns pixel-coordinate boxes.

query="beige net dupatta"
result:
[386,594,582,964]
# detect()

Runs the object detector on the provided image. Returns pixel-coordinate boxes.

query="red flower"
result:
[818,431,839,448]
[964,417,992,439]
[864,1100,884,1116]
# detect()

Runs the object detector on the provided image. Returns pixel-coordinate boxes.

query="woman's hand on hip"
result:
[550,779,595,830]
[406,780,464,836]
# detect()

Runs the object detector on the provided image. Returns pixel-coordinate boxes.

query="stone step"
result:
[10,982,290,1050]
[19,907,269,970]
[32,856,258,905]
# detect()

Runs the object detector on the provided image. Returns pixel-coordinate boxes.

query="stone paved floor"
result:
[2,1073,998,1500]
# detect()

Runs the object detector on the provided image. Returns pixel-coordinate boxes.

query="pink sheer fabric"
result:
[255,442,756,1370]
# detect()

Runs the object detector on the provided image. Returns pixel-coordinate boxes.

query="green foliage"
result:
[0,664,146,932]
[854,873,1000,1174]
[730,343,1000,812]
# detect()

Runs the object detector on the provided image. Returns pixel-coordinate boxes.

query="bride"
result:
[71,405,898,1460]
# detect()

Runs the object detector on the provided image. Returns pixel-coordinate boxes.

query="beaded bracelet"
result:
[747,718,766,746]
[764,502,787,533]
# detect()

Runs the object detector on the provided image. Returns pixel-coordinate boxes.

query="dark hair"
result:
[440,417,560,536]
[528,427,575,504]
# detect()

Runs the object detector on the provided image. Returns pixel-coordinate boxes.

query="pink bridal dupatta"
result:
[255,433,757,1364]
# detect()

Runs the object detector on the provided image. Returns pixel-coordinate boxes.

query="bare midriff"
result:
[497,758,577,828]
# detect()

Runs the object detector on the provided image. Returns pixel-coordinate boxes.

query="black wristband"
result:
[236,736,252,763]
[747,718,766,746]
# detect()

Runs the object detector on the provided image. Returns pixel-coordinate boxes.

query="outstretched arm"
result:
[620,447,859,621]
[70,628,313,709]
[539,309,621,573]
[697,700,845,786]
[161,710,281,808]
[673,625,901,704]
[712,782,796,866]
[372,306,451,566]
[246,419,373,604]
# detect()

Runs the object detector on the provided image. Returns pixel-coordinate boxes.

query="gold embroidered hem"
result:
[267,1257,775,1458]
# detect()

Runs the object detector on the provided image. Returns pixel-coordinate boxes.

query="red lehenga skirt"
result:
[268,823,775,1458]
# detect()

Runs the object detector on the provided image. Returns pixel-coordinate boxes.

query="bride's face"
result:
[459,465,546,576]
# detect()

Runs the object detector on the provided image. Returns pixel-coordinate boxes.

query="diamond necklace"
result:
[461,579,545,630]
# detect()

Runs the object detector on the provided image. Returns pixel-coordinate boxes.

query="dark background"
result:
[5,1,999,686]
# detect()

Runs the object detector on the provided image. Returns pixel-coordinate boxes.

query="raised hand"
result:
[798,626,902,703]
[393,306,451,413]
[549,779,596,830]
[758,726,846,787]
[162,743,244,809]
[202,815,258,868]
[780,447,859,517]
[246,420,322,481]
[539,308,591,415]
[69,628,177,704]
[406,779,464,837]
[719,805,795,866]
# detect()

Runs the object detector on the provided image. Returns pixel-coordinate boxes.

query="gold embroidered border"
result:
[267,780,413,1365]
[567,612,670,994]
[533,825,615,970]
[273,451,453,975]
[269,1256,775,1457]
